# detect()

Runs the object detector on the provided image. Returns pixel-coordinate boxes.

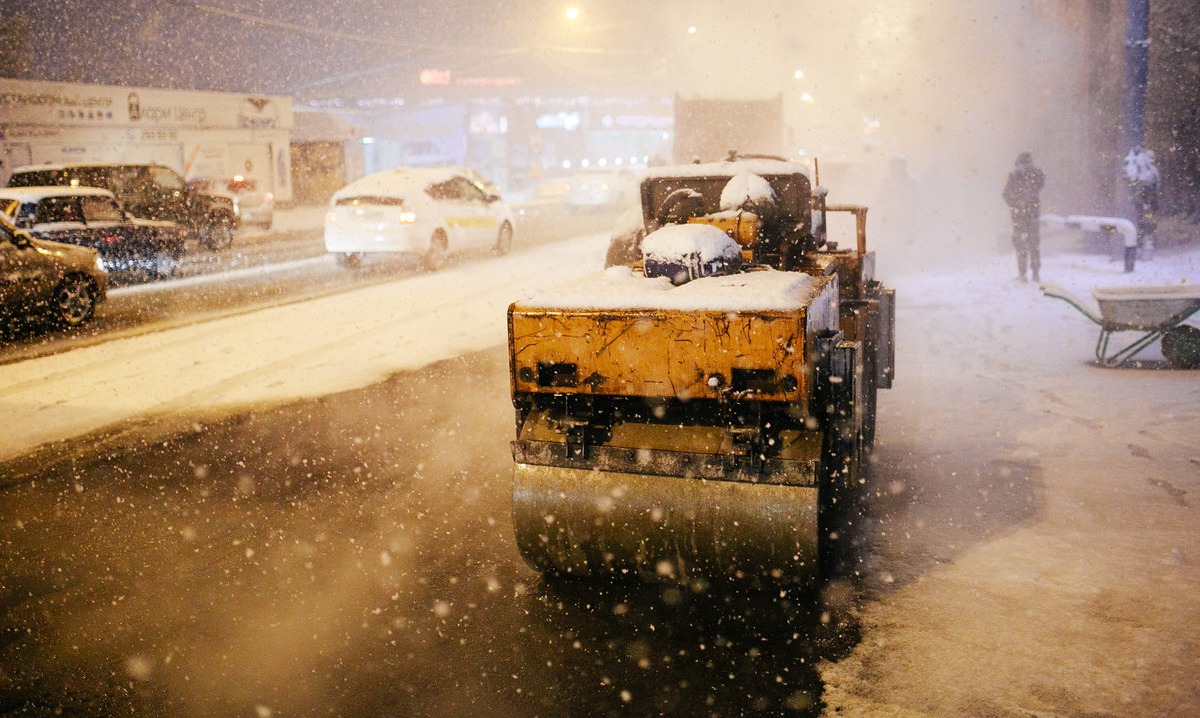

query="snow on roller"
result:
[507,154,896,587]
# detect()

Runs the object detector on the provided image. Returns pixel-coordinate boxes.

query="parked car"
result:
[563,167,640,210]
[0,212,107,328]
[0,186,186,279]
[324,167,515,270]
[7,162,238,250]
[533,175,572,199]
[188,175,274,230]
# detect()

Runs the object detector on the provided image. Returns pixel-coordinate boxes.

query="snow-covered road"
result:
[0,232,608,463]
[1,220,1197,716]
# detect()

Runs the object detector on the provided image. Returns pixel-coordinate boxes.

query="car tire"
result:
[52,274,97,327]
[202,219,235,251]
[424,230,448,271]
[493,221,513,256]
[337,252,363,269]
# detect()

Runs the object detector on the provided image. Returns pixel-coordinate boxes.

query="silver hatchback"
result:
[0,213,108,328]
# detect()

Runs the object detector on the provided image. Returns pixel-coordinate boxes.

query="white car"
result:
[564,167,640,211]
[189,176,274,230]
[324,167,515,270]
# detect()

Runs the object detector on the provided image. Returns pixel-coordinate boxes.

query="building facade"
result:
[0,77,294,203]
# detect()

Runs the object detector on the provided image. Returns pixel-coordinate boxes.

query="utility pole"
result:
[1118,0,1151,259]
[1122,0,1150,154]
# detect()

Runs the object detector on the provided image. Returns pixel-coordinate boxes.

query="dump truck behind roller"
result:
[508,155,894,587]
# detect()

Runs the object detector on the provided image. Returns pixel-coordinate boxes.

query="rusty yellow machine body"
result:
[508,156,895,586]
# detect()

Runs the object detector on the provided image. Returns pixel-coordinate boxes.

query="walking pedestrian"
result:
[1003,152,1045,282]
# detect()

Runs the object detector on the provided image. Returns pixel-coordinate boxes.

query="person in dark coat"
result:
[1003,152,1046,282]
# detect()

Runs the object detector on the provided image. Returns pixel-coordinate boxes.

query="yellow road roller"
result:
[508,155,895,587]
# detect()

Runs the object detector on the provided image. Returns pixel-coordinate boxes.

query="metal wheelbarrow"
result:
[1041,282,1200,368]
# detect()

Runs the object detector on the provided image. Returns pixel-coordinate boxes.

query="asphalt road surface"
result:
[0,206,1049,717]
[0,344,1034,717]
[0,347,880,717]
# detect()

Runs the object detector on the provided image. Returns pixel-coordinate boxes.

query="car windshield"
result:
[9,170,63,187]
[644,173,809,218]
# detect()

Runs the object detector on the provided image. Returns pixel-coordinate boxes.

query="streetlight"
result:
[564,6,581,22]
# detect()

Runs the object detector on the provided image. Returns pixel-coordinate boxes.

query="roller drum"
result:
[513,464,820,586]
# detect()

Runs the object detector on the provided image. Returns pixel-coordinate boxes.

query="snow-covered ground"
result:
[1,219,1197,715]
[822,233,1200,716]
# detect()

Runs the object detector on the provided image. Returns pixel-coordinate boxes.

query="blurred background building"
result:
[0,0,1196,218]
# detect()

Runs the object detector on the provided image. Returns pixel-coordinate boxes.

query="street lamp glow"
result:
[687,26,697,35]
[801,92,814,103]
[564,6,580,21]
[793,69,804,80]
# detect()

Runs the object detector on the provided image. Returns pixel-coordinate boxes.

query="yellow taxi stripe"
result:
[445,216,497,229]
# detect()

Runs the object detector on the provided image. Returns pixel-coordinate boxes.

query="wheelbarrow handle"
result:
[1040,282,1103,325]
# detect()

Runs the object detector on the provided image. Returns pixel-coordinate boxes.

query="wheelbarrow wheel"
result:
[1161,325,1200,370]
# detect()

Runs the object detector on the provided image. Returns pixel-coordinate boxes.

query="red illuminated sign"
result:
[419,69,521,88]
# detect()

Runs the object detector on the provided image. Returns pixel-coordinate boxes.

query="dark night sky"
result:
[2,0,676,101]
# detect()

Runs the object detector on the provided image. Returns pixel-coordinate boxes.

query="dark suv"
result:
[7,163,239,250]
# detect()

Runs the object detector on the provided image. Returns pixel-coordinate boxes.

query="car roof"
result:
[332,167,479,199]
[10,162,171,173]
[0,185,118,201]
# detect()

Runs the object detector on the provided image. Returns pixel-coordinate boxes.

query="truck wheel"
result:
[52,274,97,327]
[202,220,235,251]
[423,230,448,271]
[493,221,513,256]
